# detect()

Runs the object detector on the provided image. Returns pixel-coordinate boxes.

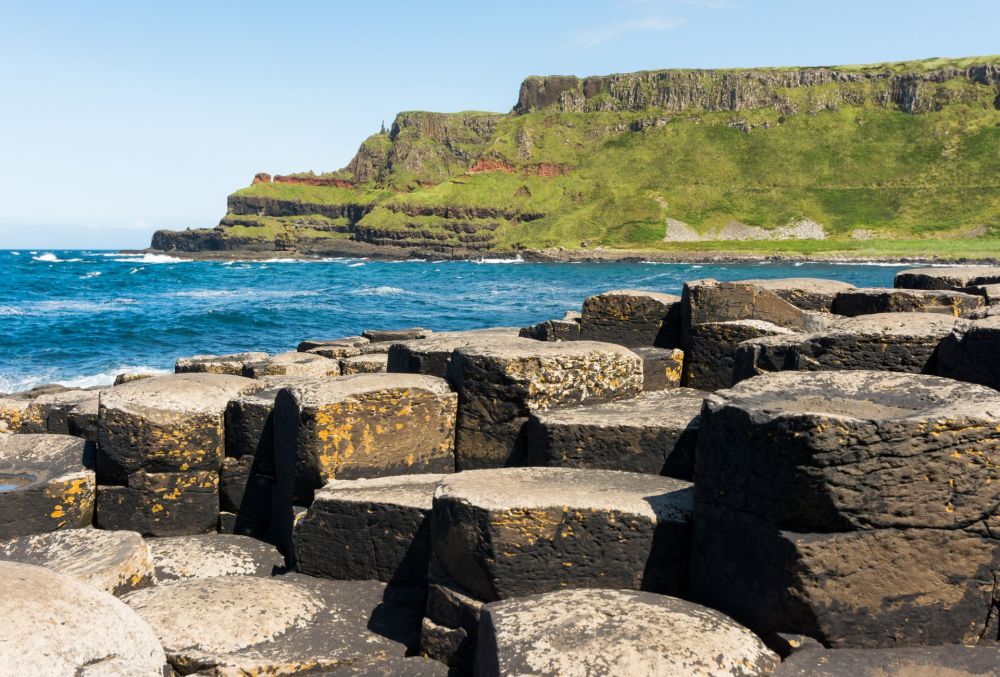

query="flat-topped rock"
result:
[297,336,370,353]
[363,327,431,342]
[682,279,812,332]
[0,388,94,434]
[431,468,693,602]
[936,315,1000,390]
[123,575,421,675]
[831,287,983,317]
[67,395,100,443]
[340,352,389,374]
[475,589,779,677]
[175,351,269,375]
[894,266,1000,290]
[741,277,856,312]
[386,327,523,379]
[684,319,797,390]
[579,289,682,348]
[295,474,447,586]
[630,346,683,390]
[696,369,1000,531]
[526,388,705,478]
[0,528,154,595]
[448,339,643,468]
[96,470,219,536]
[733,312,958,382]
[961,282,1000,305]
[146,533,284,581]
[242,350,340,379]
[0,434,94,538]
[773,645,1000,676]
[274,373,457,504]
[519,316,581,342]
[114,371,154,385]
[0,561,167,675]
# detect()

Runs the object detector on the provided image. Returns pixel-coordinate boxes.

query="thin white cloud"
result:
[570,16,683,49]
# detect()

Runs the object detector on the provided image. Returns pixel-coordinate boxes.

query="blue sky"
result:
[1,0,997,248]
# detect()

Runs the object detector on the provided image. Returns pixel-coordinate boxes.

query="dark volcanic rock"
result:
[294,474,444,586]
[146,533,284,581]
[0,434,95,538]
[241,350,340,379]
[340,353,389,374]
[773,644,1000,676]
[579,289,682,348]
[95,470,219,536]
[962,282,1000,305]
[894,266,1000,290]
[475,589,779,677]
[447,339,643,468]
[831,287,983,317]
[519,317,581,342]
[682,279,812,334]
[684,320,796,390]
[175,352,269,375]
[297,335,369,355]
[742,277,856,312]
[936,315,1000,390]
[630,346,684,390]
[66,396,100,443]
[525,388,705,478]
[385,328,522,380]
[362,327,431,342]
[0,389,95,434]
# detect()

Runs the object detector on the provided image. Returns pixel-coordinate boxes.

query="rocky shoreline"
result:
[4,266,1000,674]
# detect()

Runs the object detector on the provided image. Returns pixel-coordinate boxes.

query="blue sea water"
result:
[0,249,910,392]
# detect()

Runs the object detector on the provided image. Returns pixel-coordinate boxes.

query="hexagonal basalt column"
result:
[175,352,268,375]
[579,289,681,348]
[894,266,1000,290]
[936,315,1000,391]
[831,287,983,317]
[386,328,522,380]
[241,350,340,379]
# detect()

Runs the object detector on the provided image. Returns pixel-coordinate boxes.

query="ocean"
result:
[0,249,910,393]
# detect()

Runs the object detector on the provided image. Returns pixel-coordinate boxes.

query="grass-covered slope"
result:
[152,56,1000,258]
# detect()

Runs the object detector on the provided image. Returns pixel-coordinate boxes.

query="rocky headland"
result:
[5,267,1000,674]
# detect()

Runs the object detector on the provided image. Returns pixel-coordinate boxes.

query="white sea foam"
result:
[9,251,19,256]
[349,286,408,297]
[113,253,186,264]
[0,306,23,316]
[32,252,62,262]
[348,262,366,267]
[0,364,170,393]
[472,255,524,264]
[80,271,102,279]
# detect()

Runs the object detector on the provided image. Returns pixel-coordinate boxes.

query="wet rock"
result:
[386,328,523,380]
[146,533,284,581]
[936,315,1000,390]
[0,561,167,675]
[295,474,445,586]
[0,434,95,538]
[67,396,100,443]
[732,312,958,382]
[123,575,422,675]
[95,470,218,536]
[741,277,856,312]
[297,336,370,353]
[519,317,581,342]
[894,266,1000,290]
[773,645,1000,676]
[475,589,779,677]
[175,351,269,375]
[448,340,643,468]
[114,372,154,386]
[242,350,341,379]
[340,352,389,374]
[0,528,154,595]
[684,320,796,390]
[363,327,432,342]
[630,346,684,391]
[579,289,682,348]
[831,287,983,317]
[525,388,705,479]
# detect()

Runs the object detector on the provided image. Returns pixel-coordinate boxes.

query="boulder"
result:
[386,328,523,380]
[114,372,154,385]
[242,350,340,379]
[579,289,681,348]
[363,327,431,342]
[525,388,705,479]
[123,575,422,674]
[684,319,797,390]
[741,277,856,312]
[519,317,581,342]
[630,346,684,390]
[340,352,389,374]
[175,351,268,375]
[773,645,1000,676]
[448,339,643,468]
[0,528,154,594]
[146,533,284,581]
[475,589,779,677]
[0,561,167,675]
[961,282,1000,305]
[295,474,445,586]
[894,266,1000,290]
[936,315,1000,390]
[732,312,958,382]
[831,287,983,317]
[681,279,812,334]
[0,434,95,538]
[0,388,94,434]
[297,336,370,353]
[95,470,219,536]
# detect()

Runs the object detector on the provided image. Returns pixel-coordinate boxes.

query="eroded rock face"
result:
[773,645,1000,676]
[475,589,779,677]
[175,352,269,375]
[831,287,983,317]
[363,327,431,342]
[936,315,1000,390]
[123,575,422,675]
[95,470,219,536]
[684,320,796,390]
[242,350,340,379]
[147,533,284,581]
[579,289,682,348]
[525,389,705,478]
[340,352,389,374]
[741,277,856,312]
[0,434,95,538]
[447,340,643,468]
[894,266,1000,290]
[295,474,445,586]
[0,561,167,675]
[0,528,154,595]
[682,279,811,333]
[630,346,683,391]
[519,317,581,342]
[386,328,523,380]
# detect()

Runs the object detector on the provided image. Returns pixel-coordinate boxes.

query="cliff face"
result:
[153,56,1000,257]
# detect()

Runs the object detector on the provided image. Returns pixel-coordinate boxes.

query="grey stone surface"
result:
[630,346,684,390]
[962,282,1000,305]
[773,645,1000,676]
[475,589,779,677]
[741,277,856,312]
[519,317,581,342]
[297,336,370,353]
[67,396,100,443]
[0,560,167,675]
[386,328,523,380]
[831,287,983,317]
[147,533,284,581]
[579,289,682,348]
[526,388,705,478]
[684,319,796,390]
[682,279,812,335]
[363,327,431,342]
[340,352,389,374]
[936,315,1000,391]
[448,339,643,468]
[0,388,94,434]
[175,351,269,375]
[242,350,341,379]
[0,433,95,538]
[894,266,1000,290]
[0,528,154,595]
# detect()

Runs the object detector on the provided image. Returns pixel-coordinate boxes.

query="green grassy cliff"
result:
[152,56,1000,259]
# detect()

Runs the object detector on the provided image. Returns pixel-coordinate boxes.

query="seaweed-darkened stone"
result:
[448,340,643,469]
[475,589,779,677]
[0,434,95,538]
[0,528,154,595]
[773,645,1000,676]
[363,327,432,342]
[732,312,958,382]
[579,289,681,348]
[146,533,284,581]
[175,352,268,375]
[683,320,796,390]
[630,346,683,390]
[386,328,522,380]
[0,561,167,675]
[894,266,1000,290]
[936,315,1000,390]
[123,575,422,674]
[295,474,444,586]
[742,277,856,312]
[242,350,340,379]
[340,352,389,374]
[525,388,705,478]
[95,470,219,536]
[831,287,983,317]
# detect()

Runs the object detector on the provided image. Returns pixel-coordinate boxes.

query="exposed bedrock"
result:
[241,350,341,379]
[631,346,684,390]
[894,266,1000,290]
[936,315,1000,391]
[773,645,1000,676]
[579,289,682,348]
[741,277,856,312]
[386,328,522,380]
[831,287,983,317]
[146,533,284,581]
